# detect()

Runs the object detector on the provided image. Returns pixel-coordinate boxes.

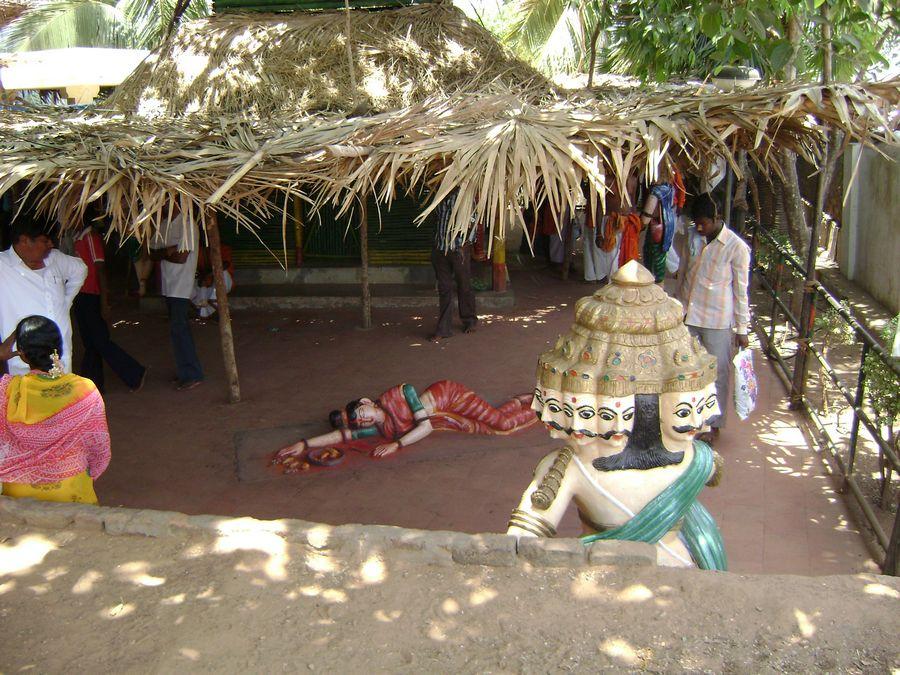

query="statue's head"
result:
[533,387,635,448]
[535,261,717,455]
[329,397,384,430]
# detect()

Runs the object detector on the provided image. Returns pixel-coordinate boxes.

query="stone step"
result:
[139,284,514,312]
[233,265,437,285]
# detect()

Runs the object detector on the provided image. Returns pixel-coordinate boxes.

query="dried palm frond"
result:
[104,3,554,118]
[0,80,896,251]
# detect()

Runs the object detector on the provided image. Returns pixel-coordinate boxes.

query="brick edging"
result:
[0,496,656,568]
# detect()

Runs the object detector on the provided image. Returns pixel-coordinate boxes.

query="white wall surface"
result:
[838,143,900,314]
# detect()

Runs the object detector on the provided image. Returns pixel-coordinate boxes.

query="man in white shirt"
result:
[0,216,87,375]
[151,207,203,391]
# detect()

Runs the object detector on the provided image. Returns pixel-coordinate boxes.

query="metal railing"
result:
[749,224,900,575]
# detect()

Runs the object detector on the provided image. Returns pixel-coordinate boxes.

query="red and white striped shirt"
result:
[74,227,105,295]
[682,224,751,334]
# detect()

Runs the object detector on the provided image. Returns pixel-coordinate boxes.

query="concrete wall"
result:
[838,144,900,313]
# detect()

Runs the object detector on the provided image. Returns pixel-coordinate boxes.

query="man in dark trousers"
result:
[430,190,478,341]
[73,213,146,393]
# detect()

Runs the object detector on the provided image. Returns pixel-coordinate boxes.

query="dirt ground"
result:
[53,264,878,577]
[86,266,595,525]
[0,521,898,673]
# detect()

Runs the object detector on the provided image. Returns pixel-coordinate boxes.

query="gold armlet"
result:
[707,450,724,487]
[530,446,574,511]
[508,509,556,537]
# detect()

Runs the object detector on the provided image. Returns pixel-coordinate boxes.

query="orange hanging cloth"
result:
[673,167,686,210]
[618,213,643,267]
[598,213,620,252]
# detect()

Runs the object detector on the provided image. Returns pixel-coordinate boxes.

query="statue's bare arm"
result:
[506,450,576,538]
[372,418,434,458]
[273,429,346,462]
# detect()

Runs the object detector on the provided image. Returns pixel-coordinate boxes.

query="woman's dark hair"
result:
[344,399,362,426]
[328,409,344,429]
[15,315,62,372]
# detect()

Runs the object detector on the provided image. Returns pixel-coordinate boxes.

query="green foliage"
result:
[863,317,900,424]
[756,228,795,274]
[0,0,212,52]
[496,0,898,83]
[814,300,854,347]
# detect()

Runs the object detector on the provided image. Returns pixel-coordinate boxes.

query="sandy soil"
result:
[1,521,898,673]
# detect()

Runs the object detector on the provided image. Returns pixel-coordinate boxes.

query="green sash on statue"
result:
[581,441,727,571]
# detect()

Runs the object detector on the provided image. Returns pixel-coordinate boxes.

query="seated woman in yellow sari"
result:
[0,315,110,504]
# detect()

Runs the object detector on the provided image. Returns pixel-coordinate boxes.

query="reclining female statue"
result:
[274,380,535,466]
[507,261,727,569]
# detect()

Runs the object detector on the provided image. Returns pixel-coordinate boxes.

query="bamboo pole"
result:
[293,195,304,267]
[789,9,834,410]
[207,211,241,403]
[359,201,372,329]
[492,234,507,292]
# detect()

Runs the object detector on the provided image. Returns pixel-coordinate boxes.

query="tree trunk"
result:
[207,211,241,403]
[586,18,603,88]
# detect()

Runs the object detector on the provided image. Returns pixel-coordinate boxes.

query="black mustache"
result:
[599,429,632,440]
[673,425,701,433]
[544,420,565,430]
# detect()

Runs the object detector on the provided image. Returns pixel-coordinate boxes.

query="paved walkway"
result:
[90,265,878,576]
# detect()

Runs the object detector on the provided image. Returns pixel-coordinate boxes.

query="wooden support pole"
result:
[293,195,304,267]
[561,214,574,281]
[359,201,372,330]
[207,211,241,403]
[492,234,507,292]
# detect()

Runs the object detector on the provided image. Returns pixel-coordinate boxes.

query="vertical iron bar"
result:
[790,132,831,408]
[884,502,900,576]
[768,256,782,351]
[844,341,869,479]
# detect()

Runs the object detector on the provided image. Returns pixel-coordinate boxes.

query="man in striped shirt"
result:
[430,190,478,341]
[681,193,751,445]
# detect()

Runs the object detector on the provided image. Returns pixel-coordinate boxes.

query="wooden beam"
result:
[293,194,304,267]
[207,211,241,403]
[359,201,372,329]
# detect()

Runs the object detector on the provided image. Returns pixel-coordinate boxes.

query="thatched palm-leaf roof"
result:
[105,3,552,118]
[1,80,896,251]
[0,0,32,28]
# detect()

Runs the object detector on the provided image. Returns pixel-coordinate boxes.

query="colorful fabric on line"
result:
[596,214,621,252]
[642,236,667,283]
[0,373,111,484]
[377,381,537,441]
[672,168,686,210]
[617,214,642,267]
[650,183,677,254]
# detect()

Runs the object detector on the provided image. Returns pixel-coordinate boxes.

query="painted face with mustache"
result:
[533,386,569,440]
[659,386,720,452]
[555,392,635,449]
[534,389,635,448]
[586,393,636,452]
